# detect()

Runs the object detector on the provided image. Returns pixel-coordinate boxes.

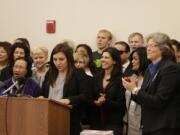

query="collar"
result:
[122,60,130,73]
[148,59,161,78]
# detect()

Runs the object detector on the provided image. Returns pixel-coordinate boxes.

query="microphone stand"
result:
[9,78,32,98]
[2,78,31,98]
[2,81,18,95]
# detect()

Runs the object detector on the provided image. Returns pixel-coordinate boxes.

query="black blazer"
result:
[123,63,134,77]
[41,68,90,135]
[0,66,12,81]
[91,74,126,128]
[133,59,180,132]
[42,68,90,104]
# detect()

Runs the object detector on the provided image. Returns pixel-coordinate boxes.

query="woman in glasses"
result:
[122,33,180,135]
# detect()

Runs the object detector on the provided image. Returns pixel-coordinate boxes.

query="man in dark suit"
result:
[122,33,180,135]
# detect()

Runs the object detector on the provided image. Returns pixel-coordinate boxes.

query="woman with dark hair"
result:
[122,33,180,135]
[14,37,30,50]
[0,41,11,81]
[41,42,89,135]
[123,47,150,135]
[4,42,31,79]
[170,39,180,63]
[0,57,40,97]
[129,47,150,75]
[75,44,96,74]
[14,37,34,64]
[9,42,31,66]
[90,47,126,135]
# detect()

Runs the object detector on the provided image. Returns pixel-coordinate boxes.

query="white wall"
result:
[1,0,180,53]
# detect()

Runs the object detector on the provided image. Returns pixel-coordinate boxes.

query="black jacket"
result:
[0,66,12,81]
[123,63,134,77]
[91,73,126,129]
[133,59,180,132]
[41,68,90,135]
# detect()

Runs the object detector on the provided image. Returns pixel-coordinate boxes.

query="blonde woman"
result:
[32,46,49,88]
[73,52,96,127]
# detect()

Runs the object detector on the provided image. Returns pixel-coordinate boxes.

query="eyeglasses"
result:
[119,50,127,55]
[146,44,159,48]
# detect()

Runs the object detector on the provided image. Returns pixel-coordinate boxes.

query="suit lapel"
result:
[143,60,166,93]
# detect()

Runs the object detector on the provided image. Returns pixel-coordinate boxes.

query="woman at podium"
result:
[41,42,90,135]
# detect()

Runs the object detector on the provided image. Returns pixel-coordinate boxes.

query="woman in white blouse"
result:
[123,47,150,135]
[32,46,49,88]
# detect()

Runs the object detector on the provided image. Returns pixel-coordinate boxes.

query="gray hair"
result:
[146,32,176,61]
[146,32,170,46]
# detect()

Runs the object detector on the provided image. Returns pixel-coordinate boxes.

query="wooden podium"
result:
[0,97,71,135]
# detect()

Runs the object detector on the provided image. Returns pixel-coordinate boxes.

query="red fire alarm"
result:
[46,20,56,33]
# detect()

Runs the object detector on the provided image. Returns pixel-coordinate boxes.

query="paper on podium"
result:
[80,130,113,135]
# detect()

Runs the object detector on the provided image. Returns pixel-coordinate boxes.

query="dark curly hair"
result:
[9,42,30,66]
[130,47,150,76]
[101,47,122,80]
[0,41,11,61]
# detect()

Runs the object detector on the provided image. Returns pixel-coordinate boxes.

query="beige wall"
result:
[1,0,180,53]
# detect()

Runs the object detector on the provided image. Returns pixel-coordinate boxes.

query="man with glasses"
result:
[114,41,134,76]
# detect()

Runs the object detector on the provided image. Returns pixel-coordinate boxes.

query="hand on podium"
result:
[59,98,70,105]
[38,96,45,99]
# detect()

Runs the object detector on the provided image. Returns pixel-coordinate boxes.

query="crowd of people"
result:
[0,31,180,135]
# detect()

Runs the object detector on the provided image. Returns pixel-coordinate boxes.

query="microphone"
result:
[11,77,31,97]
[2,80,18,95]
[2,77,26,95]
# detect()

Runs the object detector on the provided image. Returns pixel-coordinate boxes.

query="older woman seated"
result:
[0,57,41,97]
